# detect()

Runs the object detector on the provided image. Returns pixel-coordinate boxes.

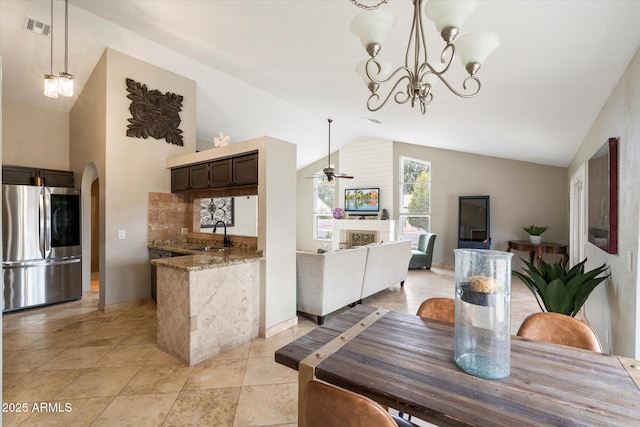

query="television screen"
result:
[459,196,489,242]
[344,188,380,212]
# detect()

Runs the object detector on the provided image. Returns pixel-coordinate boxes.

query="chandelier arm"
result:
[429,72,482,98]
[365,59,413,86]
[367,75,412,111]
[436,43,455,75]
[417,0,429,67]
[404,0,420,73]
[461,75,482,96]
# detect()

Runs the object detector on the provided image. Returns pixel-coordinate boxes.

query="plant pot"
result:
[529,235,542,244]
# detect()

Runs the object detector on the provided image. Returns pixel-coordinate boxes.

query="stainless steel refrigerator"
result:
[2,184,82,312]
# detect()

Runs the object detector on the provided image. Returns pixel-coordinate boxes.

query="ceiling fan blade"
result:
[306,173,325,179]
[334,173,354,179]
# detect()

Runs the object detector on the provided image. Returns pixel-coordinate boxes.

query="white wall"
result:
[394,143,568,268]
[2,99,69,171]
[339,138,394,217]
[71,48,196,308]
[568,48,640,358]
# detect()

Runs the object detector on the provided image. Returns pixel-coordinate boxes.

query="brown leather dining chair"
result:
[516,312,603,352]
[416,297,455,324]
[306,380,416,427]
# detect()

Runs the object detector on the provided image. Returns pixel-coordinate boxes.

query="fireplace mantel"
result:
[332,219,396,250]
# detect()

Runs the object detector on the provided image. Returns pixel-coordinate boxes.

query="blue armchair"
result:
[409,233,436,270]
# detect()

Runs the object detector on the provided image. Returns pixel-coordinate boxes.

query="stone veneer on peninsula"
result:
[151,240,263,366]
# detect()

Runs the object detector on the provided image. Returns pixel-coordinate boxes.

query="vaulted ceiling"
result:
[2,1,639,169]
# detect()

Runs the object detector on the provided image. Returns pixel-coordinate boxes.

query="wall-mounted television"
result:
[345,188,380,212]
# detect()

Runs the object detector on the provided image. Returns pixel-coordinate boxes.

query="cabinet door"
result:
[189,164,210,190]
[233,153,258,186]
[39,169,75,188]
[171,167,190,192]
[2,166,37,185]
[210,159,233,188]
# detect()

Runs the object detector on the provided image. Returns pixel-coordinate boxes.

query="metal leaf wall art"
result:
[126,78,184,146]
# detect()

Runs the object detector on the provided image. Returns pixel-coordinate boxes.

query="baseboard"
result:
[432,262,454,270]
[99,297,153,313]
[260,315,298,338]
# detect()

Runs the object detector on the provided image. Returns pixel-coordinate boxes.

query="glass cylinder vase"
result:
[454,249,513,380]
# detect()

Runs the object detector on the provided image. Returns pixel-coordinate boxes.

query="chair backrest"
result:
[516,312,603,352]
[416,297,455,324]
[306,380,397,427]
[417,233,435,252]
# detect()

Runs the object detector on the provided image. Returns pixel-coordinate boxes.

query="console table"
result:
[507,240,568,267]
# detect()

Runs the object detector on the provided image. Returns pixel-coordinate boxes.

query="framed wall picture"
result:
[201,197,234,228]
[587,137,618,254]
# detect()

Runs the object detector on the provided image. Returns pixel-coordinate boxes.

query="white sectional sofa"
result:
[296,239,412,324]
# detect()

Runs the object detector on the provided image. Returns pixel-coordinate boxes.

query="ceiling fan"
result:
[308,118,354,182]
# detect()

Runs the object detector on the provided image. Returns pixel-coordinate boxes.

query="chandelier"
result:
[349,0,500,114]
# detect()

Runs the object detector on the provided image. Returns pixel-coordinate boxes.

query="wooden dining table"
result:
[275,305,640,426]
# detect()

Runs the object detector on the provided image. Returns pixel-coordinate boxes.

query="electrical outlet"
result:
[117,230,126,240]
[181,227,189,235]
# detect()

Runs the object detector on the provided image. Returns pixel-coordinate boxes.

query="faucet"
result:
[213,220,231,247]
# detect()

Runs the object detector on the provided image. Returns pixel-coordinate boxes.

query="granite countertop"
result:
[149,239,263,271]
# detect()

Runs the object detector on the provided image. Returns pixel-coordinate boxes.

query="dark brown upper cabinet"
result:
[189,163,210,190]
[2,166,75,188]
[233,153,258,186]
[39,169,76,188]
[171,151,258,193]
[210,159,233,188]
[171,164,210,192]
[171,167,190,192]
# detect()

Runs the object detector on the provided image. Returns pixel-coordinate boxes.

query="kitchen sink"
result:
[187,246,225,252]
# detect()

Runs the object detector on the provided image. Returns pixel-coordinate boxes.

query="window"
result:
[313,176,335,241]
[399,157,431,247]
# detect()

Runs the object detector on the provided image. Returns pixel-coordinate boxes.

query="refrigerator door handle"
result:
[39,190,46,258]
[43,188,52,258]
[2,256,81,269]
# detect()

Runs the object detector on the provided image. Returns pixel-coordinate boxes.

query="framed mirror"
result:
[588,137,618,254]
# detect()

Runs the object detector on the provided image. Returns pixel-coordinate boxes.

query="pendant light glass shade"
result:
[59,72,74,97]
[350,9,396,56]
[424,0,479,34]
[44,74,59,98]
[455,31,501,73]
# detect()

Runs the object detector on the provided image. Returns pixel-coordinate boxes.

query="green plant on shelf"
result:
[522,224,549,236]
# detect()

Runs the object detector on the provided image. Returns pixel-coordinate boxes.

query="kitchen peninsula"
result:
[164,136,298,341]
[150,240,263,365]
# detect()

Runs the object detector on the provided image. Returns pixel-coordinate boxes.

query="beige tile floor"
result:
[2,268,539,426]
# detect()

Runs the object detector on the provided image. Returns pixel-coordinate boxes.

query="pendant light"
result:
[44,0,58,98]
[58,0,74,97]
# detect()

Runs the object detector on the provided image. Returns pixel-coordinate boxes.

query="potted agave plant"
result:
[513,258,609,317]
[522,224,549,244]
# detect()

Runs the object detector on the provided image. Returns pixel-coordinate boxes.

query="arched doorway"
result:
[91,178,100,292]
[81,162,102,307]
